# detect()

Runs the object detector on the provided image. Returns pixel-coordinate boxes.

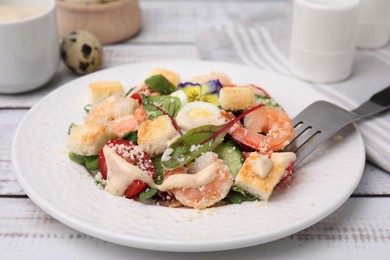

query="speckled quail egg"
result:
[61,30,103,75]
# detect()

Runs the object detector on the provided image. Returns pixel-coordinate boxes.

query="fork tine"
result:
[283,104,322,152]
[285,101,359,167]
[285,126,321,153]
[292,122,312,139]
[285,85,389,167]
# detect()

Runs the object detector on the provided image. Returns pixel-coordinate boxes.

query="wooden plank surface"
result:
[1,197,389,259]
[1,0,390,258]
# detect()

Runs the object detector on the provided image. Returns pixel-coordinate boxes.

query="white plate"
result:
[12,60,365,252]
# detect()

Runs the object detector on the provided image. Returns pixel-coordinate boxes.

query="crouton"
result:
[137,115,179,157]
[219,85,255,111]
[234,152,296,200]
[88,81,125,105]
[67,124,114,156]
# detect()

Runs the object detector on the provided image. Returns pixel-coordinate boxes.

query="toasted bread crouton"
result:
[234,152,296,200]
[88,81,125,105]
[219,85,255,111]
[85,96,139,125]
[138,115,179,157]
[67,124,114,156]
[149,68,180,87]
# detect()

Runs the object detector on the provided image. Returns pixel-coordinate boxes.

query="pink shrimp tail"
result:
[110,107,147,137]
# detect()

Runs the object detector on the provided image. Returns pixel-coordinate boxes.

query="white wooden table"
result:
[1,1,390,259]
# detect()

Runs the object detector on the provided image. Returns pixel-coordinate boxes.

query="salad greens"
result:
[67,71,295,208]
[68,152,99,171]
[161,103,264,169]
[142,95,181,131]
[145,75,176,95]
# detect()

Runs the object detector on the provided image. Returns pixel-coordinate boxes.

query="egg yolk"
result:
[187,108,213,118]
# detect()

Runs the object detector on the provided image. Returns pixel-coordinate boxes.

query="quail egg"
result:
[61,30,103,75]
[176,101,227,133]
[170,90,188,107]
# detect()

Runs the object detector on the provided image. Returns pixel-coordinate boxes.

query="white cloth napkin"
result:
[196,3,390,173]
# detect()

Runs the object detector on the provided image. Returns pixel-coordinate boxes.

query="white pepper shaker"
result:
[356,0,390,49]
[289,0,361,84]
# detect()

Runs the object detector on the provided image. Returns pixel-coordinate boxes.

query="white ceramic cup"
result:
[356,0,390,49]
[0,0,60,94]
[289,0,361,84]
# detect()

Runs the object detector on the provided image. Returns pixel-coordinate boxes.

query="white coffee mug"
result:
[0,0,60,94]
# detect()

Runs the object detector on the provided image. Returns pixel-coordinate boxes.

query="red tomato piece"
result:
[98,139,155,198]
[280,161,295,182]
[130,93,142,105]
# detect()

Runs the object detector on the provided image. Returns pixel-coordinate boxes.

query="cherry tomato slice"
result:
[98,139,155,198]
[280,161,295,182]
[130,93,142,105]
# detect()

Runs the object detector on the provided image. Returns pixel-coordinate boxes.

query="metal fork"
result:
[284,86,390,166]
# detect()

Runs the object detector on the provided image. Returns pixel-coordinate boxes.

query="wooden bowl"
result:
[56,0,142,45]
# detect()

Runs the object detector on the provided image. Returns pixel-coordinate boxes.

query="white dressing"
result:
[158,163,217,191]
[104,146,153,196]
[103,146,217,196]
[251,156,273,178]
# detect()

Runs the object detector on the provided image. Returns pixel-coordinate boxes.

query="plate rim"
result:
[11,59,366,252]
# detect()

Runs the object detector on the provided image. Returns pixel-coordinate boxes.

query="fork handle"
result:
[351,86,390,118]
[370,86,390,106]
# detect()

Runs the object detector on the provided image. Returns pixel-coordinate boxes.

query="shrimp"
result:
[109,106,147,138]
[163,152,233,209]
[86,96,139,125]
[229,106,295,152]
[190,71,231,86]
